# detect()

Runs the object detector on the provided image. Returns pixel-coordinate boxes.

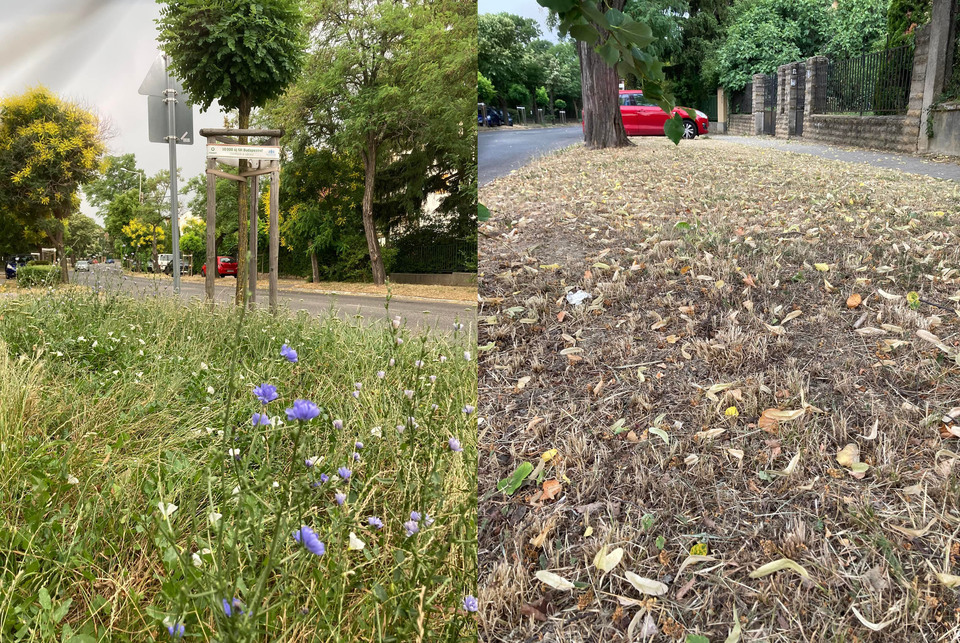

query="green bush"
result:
[17,265,60,288]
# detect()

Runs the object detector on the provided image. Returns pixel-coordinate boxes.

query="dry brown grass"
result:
[478,138,960,642]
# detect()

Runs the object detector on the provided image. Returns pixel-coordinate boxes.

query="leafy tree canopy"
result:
[716,0,830,90]
[155,0,305,114]
[825,0,891,59]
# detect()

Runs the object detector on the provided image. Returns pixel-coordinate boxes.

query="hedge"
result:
[17,265,61,288]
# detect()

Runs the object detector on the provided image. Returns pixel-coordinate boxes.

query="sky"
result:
[478,0,559,43]
[0,0,227,224]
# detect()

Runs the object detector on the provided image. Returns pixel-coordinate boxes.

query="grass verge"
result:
[478,138,960,641]
[0,287,478,641]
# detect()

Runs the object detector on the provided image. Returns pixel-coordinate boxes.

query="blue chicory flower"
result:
[335,491,346,505]
[424,513,435,526]
[286,399,320,422]
[355,441,363,449]
[377,370,386,378]
[320,473,329,483]
[354,382,362,390]
[333,419,343,430]
[292,525,326,556]
[404,390,414,399]
[410,511,421,522]
[415,360,423,368]
[368,516,384,529]
[338,467,352,481]
[252,412,271,426]
[167,622,185,639]
[403,520,419,537]
[305,457,316,467]
[463,595,478,612]
[222,598,243,617]
[280,344,298,363]
[253,383,278,404]
[352,391,360,399]
[463,405,475,415]
[352,452,360,461]
[449,437,462,452]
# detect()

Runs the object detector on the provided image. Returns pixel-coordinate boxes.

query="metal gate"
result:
[763,74,777,136]
[795,63,806,136]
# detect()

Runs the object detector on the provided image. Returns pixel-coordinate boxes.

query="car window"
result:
[619,94,635,107]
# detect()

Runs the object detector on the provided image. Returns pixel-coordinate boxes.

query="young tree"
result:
[0,86,105,282]
[281,0,475,285]
[156,0,305,304]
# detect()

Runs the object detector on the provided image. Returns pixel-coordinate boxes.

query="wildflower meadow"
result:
[0,287,477,641]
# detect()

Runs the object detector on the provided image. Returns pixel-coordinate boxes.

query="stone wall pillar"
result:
[716,87,728,134]
[804,56,829,135]
[919,0,953,151]
[777,62,803,138]
[752,73,766,135]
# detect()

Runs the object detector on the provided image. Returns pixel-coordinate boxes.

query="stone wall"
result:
[805,115,917,152]
[727,114,754,136]
[927,103,960,154]
[390,272,476,287]
[717,13,948,154]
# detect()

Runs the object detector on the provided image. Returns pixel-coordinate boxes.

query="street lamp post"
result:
[119,167,144,204]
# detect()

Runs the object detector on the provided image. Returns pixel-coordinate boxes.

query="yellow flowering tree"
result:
[0,86,105,283]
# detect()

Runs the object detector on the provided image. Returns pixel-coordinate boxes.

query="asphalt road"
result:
[478,125,583,186]
[10,267,474,332]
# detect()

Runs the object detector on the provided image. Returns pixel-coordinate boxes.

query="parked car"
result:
[106,258,115,264]
[584,90,709,139]
[75,260,91,272]
[5,256,31,279]
[478,108,512,127]
[202,256,238,278]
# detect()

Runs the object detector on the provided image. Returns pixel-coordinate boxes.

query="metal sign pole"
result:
[164,55,182,293]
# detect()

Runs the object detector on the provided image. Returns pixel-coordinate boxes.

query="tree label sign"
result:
[206,145,281,160]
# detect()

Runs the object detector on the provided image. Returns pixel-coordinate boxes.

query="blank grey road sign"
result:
[148,95,194,145]
[138,54,185,97]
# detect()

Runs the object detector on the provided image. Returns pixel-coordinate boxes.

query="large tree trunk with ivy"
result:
[360,134,386,286]
[577,1,630,150]
[235,97,251,306]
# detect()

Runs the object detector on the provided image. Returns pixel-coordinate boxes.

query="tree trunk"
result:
[360,135,386,286]
[549,88,556,118]
[531,91,539,123]
[151,229,158,274]
[310,249,319,283]
[51,221,67,284]
[577,5,631,149]
[235,97,251,306]
[498,97,511,126]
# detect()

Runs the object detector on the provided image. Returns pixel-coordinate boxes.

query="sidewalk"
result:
[715,134,960,182]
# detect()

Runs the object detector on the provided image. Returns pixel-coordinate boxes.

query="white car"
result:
[75,260,91,272]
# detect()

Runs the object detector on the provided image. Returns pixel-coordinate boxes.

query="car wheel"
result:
[682,119,697,139]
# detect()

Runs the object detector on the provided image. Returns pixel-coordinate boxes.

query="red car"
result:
[202,256,238,277]
[584,90,709,139]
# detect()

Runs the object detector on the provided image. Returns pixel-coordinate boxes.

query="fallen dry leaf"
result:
[541,479,562,501]
[535,570,576,591]
[749,558,811,580]
[623,571,668,596]
[846,293,862,309]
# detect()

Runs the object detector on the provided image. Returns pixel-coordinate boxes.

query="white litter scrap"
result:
[566,290,593,306]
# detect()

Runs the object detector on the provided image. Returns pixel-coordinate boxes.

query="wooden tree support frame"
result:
[200,127,282,313]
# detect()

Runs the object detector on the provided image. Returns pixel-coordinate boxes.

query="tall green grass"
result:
[0,288,477,642]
